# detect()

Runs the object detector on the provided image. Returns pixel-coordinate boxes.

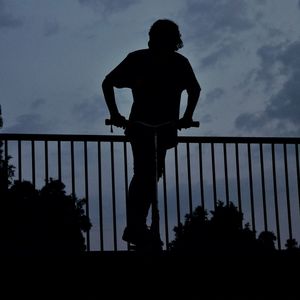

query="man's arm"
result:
[183,83,201,120]
[102,76,126,127]
[179,82,201,128]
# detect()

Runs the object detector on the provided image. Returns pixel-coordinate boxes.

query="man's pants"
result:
[126,134,167,230]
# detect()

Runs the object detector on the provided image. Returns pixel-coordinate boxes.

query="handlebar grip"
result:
[190,121,200,128]
[105,119,113,125]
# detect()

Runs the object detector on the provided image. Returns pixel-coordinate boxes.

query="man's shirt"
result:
[105,48,200,125]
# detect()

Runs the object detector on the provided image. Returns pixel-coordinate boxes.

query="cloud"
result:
[30,98,47,110]
[0,0,23,29]
[43,21,60,37]
[205,87,225,103]
[255,0,267,4]
[183,0,257,72]
[78,0,137,13]
[255,42,286,91]
[235,112,267,132]
[235,41,300,135]
[264,72,300,125]
[185,0,254,45]
[201,114,212,123]
[4,114,54,134]
[200,40,241,68]
[72,95,106,126]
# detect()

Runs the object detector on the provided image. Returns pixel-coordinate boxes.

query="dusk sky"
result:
[1,0,300,253]
[1,0,300,137]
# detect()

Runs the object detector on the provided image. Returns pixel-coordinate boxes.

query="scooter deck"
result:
[127,237,163,253]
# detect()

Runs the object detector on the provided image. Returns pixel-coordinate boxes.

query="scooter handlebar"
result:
[187,121,200,128]
[105,119,200,128]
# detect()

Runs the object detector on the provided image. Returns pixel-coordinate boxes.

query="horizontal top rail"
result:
[1,133,300,144]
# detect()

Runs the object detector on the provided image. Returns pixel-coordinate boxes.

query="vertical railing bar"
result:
[18,140,22,181]
[174,146,181,227]
[84,141,90,251]
[70,141,75,196]
[4,140,9,191]
[235,143,242,212]
[4,140,8,159]
[57,141,62,182]
[198,143,204,208]
[259,143,268,231]
[97,141,104,251]
[31,140,36,188]
[110,142,117,251]
[44,141,49,184]
[283,143,293,240]
[272,144,281,250]
[223,143,229,206]
[296,144,300,218]
[123,141,130,251]
[186,142,193,214]
[211,143,217,209]
[162,163,169,250]
[247,143,256,234]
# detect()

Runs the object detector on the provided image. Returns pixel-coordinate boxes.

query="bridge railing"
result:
[1,133,299,251]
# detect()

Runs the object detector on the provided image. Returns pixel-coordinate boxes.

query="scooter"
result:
[105,118,199,252]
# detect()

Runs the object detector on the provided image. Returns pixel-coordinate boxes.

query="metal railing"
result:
[1,133,300,251]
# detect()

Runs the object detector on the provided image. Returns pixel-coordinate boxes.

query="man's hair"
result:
[148,19,183,51]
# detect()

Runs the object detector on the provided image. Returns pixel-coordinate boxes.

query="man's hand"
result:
[178,116,194,130]
[110,113,127,128]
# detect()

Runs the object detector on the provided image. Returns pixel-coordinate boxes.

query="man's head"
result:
[148,19,183,52]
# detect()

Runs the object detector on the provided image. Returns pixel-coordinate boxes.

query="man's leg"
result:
[122,137,166,245]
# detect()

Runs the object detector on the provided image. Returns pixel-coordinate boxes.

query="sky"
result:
[1,0,300,251]
[1,0,300,137]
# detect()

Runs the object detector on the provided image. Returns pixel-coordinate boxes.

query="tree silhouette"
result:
[0,105,15,194]
[284,238,300,257]
[1,178,92,255]
[169,201,277,256]
[1,107,91,255]
[285,238,298,250]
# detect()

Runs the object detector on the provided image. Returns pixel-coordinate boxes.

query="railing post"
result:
[198,142,204,208]
[283,143,292,241]
[174,146,181,227]
[84,141,90,251]
[31,140,35,188]
[296,144,300,218]
[272,143,281,250]
[186,142,193,214]
[18,140,22,181]
[70,141,75,196]
[44,141,49,184]
[110,141,117,251]
[235,143,242,212]
[259,143,268,232]
[247,143,255,235]
[223,143,229,206]
[97,141,104,251]
[211,143,217,209]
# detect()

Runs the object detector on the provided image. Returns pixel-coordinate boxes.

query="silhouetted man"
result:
[102,19,201,249]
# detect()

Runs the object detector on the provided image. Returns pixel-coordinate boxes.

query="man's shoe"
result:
[122,226,163,252]
[122,225,151,245]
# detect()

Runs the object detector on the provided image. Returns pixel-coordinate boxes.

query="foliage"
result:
[168,200,277,255]
[1,178,92,255]
[0,105,15,190]
[1,107,91,254]
[0,154,15,190]
[284,238,300,256]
